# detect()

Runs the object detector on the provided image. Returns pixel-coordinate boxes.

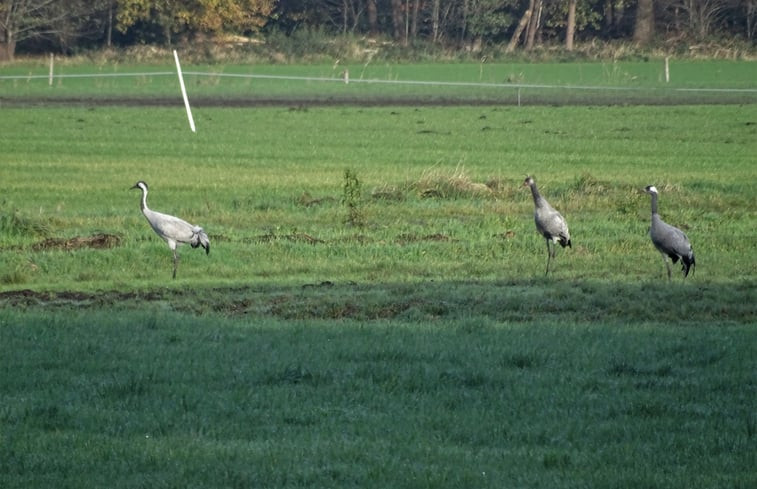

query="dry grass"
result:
[414,165,496,199]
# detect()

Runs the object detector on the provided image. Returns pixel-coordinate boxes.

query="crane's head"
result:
[523,176,535,187]
[644,185,658,195]
[131,181,148,192]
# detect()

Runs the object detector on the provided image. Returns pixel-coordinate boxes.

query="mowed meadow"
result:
[1,103,755,288]
[1,61,756,488]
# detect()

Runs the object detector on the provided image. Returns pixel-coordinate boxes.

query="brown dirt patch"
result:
[2,93,754,108]
[31,233,121,251]
[396,233,454,245]
[251,232,325,244]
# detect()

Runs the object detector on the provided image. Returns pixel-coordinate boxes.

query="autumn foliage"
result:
[116,0,275,35]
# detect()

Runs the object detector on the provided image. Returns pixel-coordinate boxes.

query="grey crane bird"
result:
[643,185,695,280]
[131,181,209,279]
[523,176,571,275]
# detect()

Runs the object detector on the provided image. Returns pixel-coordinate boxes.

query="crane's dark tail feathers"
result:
[681,253,695,277]
[559,237,572,248]
[191,229,211,255]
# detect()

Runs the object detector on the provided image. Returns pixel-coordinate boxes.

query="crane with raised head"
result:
[643,185,695,280]
[131,181,209,279]
[523,176,571,275]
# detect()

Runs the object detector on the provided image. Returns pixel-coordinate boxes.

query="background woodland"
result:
[1,0,756,62]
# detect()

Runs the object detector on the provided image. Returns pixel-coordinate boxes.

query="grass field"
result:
[2,308,755,488]
[1,103,755,288]
[2,59,757,105]
[0,60,756,487]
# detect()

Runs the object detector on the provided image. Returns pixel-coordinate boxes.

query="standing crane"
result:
[130,181,210,279]
[523,176,572,275]
[643,185,695,280]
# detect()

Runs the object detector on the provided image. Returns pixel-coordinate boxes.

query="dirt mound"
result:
[31,233,121,251]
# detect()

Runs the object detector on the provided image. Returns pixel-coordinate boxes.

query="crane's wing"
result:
[145,209,198,244]
[651,219,692,259]
[535,206,570,242]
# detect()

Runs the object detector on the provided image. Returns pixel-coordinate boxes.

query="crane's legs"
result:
[661,254,671,281]
[545,239,555,276]
[172,250,179,279]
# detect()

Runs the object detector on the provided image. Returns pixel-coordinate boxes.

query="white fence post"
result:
[173,49,196,133]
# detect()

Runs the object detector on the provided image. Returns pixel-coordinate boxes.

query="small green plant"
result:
[342,169,364,227]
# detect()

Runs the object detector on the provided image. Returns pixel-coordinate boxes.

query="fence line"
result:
[1,70,756,95]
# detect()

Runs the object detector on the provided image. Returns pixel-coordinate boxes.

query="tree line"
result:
[1,0,755,61]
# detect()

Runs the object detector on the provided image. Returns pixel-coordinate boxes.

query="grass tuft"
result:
[0,207,50,238]
[571,172,608,194]
[415,165,494,199]
[543,451,572,470]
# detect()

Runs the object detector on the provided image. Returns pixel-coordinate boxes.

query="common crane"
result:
[523,176,572,275]
[130,181,209,279]
[643,185,695,280]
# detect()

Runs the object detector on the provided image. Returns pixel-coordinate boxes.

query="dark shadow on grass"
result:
[2,92,757,108]
[0,278,754,325]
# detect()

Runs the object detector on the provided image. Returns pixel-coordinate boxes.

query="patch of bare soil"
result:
[249,232,325,244]
[2,93,754,108]
[396,233,455,245]
[31,233,121,251]
[297,192,337,207]
[0,288,168,309]
[0,282,425,321]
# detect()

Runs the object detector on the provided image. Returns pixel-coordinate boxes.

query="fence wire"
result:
[1,70,756,106]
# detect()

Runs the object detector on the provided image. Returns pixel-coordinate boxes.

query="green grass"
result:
[1,307,755,488]
[0,62,756,487]
[0,104,754,288]
[2,60,756,104]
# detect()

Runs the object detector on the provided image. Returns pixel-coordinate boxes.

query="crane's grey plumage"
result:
[523,176,571,275]
[131,181,209,279]
[644,185,695,280]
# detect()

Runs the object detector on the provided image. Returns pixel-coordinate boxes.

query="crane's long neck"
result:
[529,183,544,207]
[649,192,658,216]
[139,188,149,213]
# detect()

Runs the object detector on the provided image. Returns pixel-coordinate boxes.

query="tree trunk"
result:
[526,0,543,50]
[603,0,614,36]
[633,0,655,44]
[507,3,533,53]
[106,0,113,47]
[410,0,420,40]
[390,0,403,40]
[431,0,441,43]
[404,0,409,44]
[342,0,349,34]
[566,0,576,50]
[460,0,469,45]
[0,43,11,61]
[367,0,378,35]
[0,36,15,61]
